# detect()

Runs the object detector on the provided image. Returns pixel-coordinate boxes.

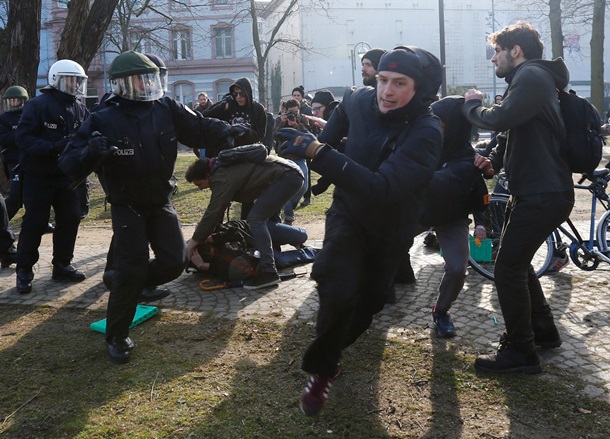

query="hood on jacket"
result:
[521,58,570,91]
[230,77,254,107]
[375,46,442,123]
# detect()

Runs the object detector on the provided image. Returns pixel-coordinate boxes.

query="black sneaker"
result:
[52,264,86,282]
[432,306,456,338]
[243,271,280,290]
[475,336,541,374]
[300,374,334,416]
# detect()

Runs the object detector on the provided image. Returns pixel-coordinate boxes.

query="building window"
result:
[214,27,233,59]
[215,81,231,102]
[213,0,229,5]
[174,83,193,109]
[130,31,152,54]
[56,0,68,8]
[172,29,192,60]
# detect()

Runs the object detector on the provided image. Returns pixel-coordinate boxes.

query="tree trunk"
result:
[590,0,605,113]
[548,0,563,60]
[57,0,120,71]
[0,0,42,96]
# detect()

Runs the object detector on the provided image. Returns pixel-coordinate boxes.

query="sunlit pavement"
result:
[1,226,609,403]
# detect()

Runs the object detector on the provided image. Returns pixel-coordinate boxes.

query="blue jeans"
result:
[247,170,304,273]
[283,158,308,223]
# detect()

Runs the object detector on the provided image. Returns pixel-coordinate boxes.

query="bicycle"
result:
[467,168,610,280]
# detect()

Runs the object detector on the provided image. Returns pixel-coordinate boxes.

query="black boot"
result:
[138,287,171,303]
[475,334,541,374]
[52,263,86,282]
[16,268,34,294]
[0,247,17,268]
[106,336,135,364]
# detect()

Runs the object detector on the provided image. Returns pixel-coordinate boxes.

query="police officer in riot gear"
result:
[59,51,241,364]
[15,60,89,294]
[0,86,29,220]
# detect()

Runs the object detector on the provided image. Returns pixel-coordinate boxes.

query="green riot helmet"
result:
[2,85,29,112]
[144,53,168,93]
[109,51,163,101]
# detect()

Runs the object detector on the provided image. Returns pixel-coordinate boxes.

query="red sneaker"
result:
[300,374,334,416]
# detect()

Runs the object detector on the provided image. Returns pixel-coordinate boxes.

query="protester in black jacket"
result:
[59,51,237,365]
[464,21,573,374]
[275,47,443,416]
[202,77,267,154]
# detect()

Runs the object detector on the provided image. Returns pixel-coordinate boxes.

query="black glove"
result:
[273,128,320,159]
[51,137,70,154]
[88,132,109,158]
[228,123,250,138]
[223,94,235,105]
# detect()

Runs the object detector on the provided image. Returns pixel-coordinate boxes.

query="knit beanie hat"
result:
[292,85,305,97]
[311,90,335,107]
[362,49,386,70]
[377,48,425,83]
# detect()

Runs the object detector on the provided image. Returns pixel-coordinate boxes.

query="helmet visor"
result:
[57,75,87,96]
[111,72,163,101]
[3,97,26,112]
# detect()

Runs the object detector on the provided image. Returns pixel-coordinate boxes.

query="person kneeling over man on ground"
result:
[185,144,304,290]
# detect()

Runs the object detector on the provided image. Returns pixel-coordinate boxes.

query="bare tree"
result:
[0,0,42,96]
[56,0,120,71]
[589,0,605,113]
[507,0,606,112]
[104,0,174,56]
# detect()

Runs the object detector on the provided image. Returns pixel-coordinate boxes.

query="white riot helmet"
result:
[108,51,163,102]
[48,59,88,96]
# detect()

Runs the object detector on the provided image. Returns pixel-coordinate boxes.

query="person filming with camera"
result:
[273,99,311,225]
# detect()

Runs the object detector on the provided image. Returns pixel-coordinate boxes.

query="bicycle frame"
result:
[553,168,610,270]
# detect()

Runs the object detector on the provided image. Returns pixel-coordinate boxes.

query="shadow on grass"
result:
[0,304,238,438]
[190,293,395,438]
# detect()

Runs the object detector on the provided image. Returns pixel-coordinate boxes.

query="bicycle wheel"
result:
[596,209,610,254]
[468,194,554,280]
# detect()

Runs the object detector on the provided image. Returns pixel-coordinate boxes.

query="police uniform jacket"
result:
[60,96,231,207]
[16,88,88,177]
[0,110,21,169]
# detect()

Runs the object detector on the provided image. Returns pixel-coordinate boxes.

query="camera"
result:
[286,113,297,121]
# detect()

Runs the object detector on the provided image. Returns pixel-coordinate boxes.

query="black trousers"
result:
[301,206,414,376]
[494,190,574,350]
[0,194,15,255]
[105,203,187,341]
[17,174,81,269]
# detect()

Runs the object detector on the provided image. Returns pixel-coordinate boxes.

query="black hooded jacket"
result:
[202,77,267,152]
[462,58,572,196]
